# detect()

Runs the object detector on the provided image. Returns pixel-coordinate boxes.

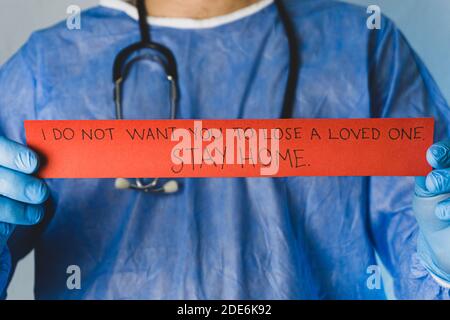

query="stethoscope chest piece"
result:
[115,178,179,194]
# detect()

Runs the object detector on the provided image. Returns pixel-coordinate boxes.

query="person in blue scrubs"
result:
[1,0,450,299]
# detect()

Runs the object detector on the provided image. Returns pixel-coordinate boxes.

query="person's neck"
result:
[143,0,261,19]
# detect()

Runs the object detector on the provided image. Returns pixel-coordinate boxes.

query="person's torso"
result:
[26,0,394,299]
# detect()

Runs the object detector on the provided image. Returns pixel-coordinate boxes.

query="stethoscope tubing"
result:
[112,0,298,193]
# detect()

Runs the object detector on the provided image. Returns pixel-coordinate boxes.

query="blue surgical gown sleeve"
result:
[0,246,11,298]
[0,37,45,296]
[368,18,450,299]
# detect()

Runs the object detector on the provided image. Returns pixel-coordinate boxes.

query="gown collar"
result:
[99,0,274,30]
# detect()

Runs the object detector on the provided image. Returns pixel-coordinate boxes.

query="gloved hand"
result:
[0,136,49,294]
[414,140,450,286]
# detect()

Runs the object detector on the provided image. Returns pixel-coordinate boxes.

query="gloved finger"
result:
[0,197,44,225]
[425,168,450,196]
[0,222,14,242]
[427,140,450,169]
[435,197,450,221]
[0,166,49,204]
[0,136,39,174]
[415,176,435,197]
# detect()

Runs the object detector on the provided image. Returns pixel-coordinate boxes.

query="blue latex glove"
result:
[0,136,49,295]
[414,140,450,286]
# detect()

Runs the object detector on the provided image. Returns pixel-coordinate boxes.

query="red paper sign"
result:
[24,118,434,178]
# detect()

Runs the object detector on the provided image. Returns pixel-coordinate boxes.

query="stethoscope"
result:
[113,0,299,194]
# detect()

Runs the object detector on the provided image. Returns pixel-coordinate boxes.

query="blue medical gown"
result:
[1,0,450,299]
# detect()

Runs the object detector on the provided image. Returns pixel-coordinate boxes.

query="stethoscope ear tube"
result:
[137,0,151,44]
[274,0,299,119]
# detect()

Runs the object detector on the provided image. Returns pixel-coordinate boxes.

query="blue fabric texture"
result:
[0,247,11,299]
[0,0,450,299]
